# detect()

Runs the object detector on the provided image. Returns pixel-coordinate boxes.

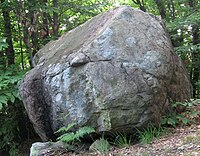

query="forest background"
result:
[0,0,199,155]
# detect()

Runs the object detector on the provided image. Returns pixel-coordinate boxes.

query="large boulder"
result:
[19,6,192,141]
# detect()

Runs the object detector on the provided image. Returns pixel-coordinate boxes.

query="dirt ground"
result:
[42,124,199,156]
[19,106,200,156]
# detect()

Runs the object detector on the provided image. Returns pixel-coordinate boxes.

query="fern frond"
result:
[57,132,75,143]
[55,123,75,133]
[56,125,95,144]
[74,126,95,140]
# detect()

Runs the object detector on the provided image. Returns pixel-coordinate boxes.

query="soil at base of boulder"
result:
[27,105,200,156]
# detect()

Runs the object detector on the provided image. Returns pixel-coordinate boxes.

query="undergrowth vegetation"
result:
[58,99,200,154]
[161,99,200,127]
[135,99,200,145]
[137,124,166,144]
[56,123,95,146]
[54,98,200,154]
[111,131,133,148]
[0,67,36,156]
[89,137,110,154]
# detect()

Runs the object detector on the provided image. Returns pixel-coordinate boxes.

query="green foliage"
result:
[0,66,29,155]
[161,113,188,127]
[0,37,8,51]
[0,66,26,110]
[167,8,200,31]
[161,99,200,127]
[172,99,200,108]
[90,137,110,154]
[111,132,132,148]
[57,0,113,33]
[56,123,95,145]
[137,124,165,144]
[0,111,19,156]
[165,0,200,98]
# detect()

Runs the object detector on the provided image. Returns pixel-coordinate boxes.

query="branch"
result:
[132,0,139,5]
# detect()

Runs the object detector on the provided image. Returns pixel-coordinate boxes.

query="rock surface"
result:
[30,142,65,156]
[19,6,192,141]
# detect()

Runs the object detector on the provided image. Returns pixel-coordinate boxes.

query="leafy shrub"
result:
[0,111,19,156]
[0,66,25,110]
[0,37,8,51]
[0,66,31,156]
[56,123,95,145]
[137,123,165,144]
[172,99,200,109]
[161,99,200,127]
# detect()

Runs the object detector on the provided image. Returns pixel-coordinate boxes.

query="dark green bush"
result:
[0,66,36,155]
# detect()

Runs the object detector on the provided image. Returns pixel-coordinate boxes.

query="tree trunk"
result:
[191,25,200,97]
[1,0,15,66]
[0,50,6,70]
[154,0,166,19]
[16,0,24,69]
[28,0,39,67]
[21,0,32,67]
[189,0,200,97]
[42,0,49,39]
[170,0,175,20]
[53,0,59,38]
[132,0,146,12]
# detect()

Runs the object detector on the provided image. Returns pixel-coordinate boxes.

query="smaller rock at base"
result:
[30,141,65,156]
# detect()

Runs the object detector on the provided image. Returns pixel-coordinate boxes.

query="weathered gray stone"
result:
[19,6,192,141]
[30,142,65,156]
